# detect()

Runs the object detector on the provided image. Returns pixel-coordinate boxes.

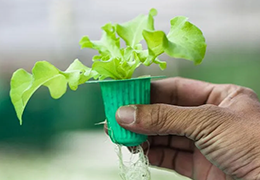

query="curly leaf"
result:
[133,48,167,70]
[143,16,207,64]
[154,58,167,70]
[80,23,122,60]
[10,62,67,124]
[10,69,33,123]
[92,59,125,80]
[65,59,99,90]
[116,8,157,47]
[10,60,95,124]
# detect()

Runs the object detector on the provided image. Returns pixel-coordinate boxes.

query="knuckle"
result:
[197,104,222,123]
[242,87,258,99]
[200,104,219,113]
[234,86,248,94]
[150,105,164,126]
[199,104,225,122]
[231,85,259,100]
[171,76,183,83]
[191,105,225,140]
[222,84,258,100]
[224,84,240,92]
[149,105,170,134]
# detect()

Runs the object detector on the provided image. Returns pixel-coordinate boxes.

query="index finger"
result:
[151,77,214,106]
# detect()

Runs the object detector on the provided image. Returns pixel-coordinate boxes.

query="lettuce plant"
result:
[10,8,207,124]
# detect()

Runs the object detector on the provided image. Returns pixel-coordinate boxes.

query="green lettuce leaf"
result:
[10,69,33,124]
[78,8,173,79]
[92,59,123,80]
[65,59,99,90]
[80,23,122,61]
[92,58,140,80]
[143,16,207,64]
[116,8,157,47]
[10,9,207,123]
[10,60,96,124]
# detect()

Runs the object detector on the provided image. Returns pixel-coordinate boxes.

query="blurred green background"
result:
[0,0,260,179]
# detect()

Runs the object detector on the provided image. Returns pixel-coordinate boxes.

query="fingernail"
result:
[117,105,136,125]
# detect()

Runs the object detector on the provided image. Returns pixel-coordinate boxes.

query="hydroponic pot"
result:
[87,76,163,147]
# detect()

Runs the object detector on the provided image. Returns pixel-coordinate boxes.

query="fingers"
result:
[147,136,194,152]
[151,77,248,106]
[148,147,193,178]
[116,103,228,140]
[151,77,214,105]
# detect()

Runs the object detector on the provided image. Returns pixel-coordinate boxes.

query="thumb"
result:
[116,104,226,140]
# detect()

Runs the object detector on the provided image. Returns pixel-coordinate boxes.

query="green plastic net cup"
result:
[100,77,151,147]
[87,76,164,147]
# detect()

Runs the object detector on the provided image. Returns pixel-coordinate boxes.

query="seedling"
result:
[10,8,206,180]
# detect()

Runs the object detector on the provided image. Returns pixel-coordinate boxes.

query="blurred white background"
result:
[1,0,260,72]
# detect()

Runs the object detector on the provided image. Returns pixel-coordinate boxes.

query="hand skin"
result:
[114,77,260,180]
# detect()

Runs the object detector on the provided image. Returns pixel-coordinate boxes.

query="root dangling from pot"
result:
[116,144,151,180]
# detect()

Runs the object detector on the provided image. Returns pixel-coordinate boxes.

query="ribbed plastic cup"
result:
[99,77,151,147]
[86,76,164,146]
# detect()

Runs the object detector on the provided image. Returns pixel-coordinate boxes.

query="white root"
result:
[116,144,151,180]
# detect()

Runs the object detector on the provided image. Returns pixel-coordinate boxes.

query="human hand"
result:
[115,77,260,180]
